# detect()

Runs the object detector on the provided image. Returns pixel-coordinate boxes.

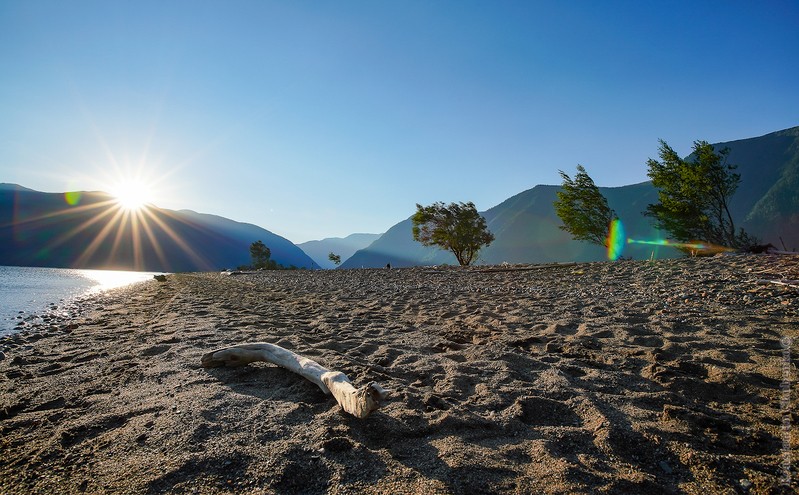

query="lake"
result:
[0,266,157,335]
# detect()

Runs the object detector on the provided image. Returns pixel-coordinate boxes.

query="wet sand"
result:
[1,255,797,494]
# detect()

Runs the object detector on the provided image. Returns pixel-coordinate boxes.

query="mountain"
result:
[341,183,666,268]
[0,187,319,271]
[714,126,799,250]
[342,125,799,268]
[0,183,35,192]
[338,219,437,269]
[297,233,381,269]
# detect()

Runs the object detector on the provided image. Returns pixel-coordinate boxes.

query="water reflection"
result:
[77,269,159,293]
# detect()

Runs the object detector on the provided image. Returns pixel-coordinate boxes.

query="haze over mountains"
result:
[297,234,381,269]
[2,126,796,271]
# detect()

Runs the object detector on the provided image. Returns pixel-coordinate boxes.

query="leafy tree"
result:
[250,240,276,269]
[645,139,757,249]
[328,252,341,266]
[411,201,494,266]
[553,165,617,247]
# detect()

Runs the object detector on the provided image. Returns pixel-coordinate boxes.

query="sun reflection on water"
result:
[77,269,159,293]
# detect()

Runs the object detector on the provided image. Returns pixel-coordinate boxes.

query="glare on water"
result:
[77,269,158,293]
[0,266,161,334]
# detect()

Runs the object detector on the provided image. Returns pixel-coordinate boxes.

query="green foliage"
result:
[328,252,342,266]
[553,165,617,247]
[645,140,757,249]
[249,240,277,269]
[411,201,494,266]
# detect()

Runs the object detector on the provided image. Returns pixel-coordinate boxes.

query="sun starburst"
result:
[111,179,153,211]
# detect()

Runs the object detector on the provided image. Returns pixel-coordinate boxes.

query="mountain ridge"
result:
[342,125,799,268]
[0,188,319,271]
[4,126,796,271]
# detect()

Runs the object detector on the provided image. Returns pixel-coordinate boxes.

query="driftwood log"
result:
[201,343,389,418]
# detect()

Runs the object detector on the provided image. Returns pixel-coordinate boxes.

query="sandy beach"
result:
[1,255,797,494]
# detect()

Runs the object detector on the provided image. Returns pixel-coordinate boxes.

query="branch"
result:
[201,343,389,418]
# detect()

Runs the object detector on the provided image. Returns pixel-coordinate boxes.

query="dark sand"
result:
[1,255,797,494]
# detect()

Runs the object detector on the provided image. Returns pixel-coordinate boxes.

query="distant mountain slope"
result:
[0,183,35,192]
[343,125,799,268]
[341,183,667,268]
[0,187,319,271]
[339,219,444,269]
[713,126,799,250]
[480,182,666,264]
[297,233,381,269]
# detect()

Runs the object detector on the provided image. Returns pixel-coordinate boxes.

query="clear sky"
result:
[2,1,797,243]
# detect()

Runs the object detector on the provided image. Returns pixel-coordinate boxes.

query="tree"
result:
[328,252,341,266]
[553,165,617,247]
[645,139,757,249]
[411,201,494,266]
[250,240,276,269]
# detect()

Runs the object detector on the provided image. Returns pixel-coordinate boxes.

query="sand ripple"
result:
[1,255,797,494]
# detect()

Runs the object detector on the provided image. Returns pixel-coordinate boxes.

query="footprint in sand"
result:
[140,344,170,356]
[58,407,163,448]
[544,322,578,336]
[507,396,583,427]
[629,335,665,348]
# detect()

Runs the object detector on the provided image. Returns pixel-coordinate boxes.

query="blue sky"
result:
[2,1,797,243]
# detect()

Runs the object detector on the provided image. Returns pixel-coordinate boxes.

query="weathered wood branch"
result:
[201,343,389,418]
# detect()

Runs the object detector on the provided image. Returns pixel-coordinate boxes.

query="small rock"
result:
[739,479,752,490]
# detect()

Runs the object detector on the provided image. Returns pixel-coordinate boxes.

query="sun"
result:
[111,179,153,211]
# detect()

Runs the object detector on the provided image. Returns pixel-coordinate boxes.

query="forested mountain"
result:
[723,126,799,249]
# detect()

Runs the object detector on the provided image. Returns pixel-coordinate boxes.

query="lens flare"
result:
[64,191,82,206]
[607,218,625,260]
[627,238,735,255]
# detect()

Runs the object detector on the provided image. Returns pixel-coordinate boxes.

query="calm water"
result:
[0,266,157,335]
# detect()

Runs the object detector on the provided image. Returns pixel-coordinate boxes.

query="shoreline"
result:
[2,296,90,340]
[1,255,797,494]
[0,267,158,337]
